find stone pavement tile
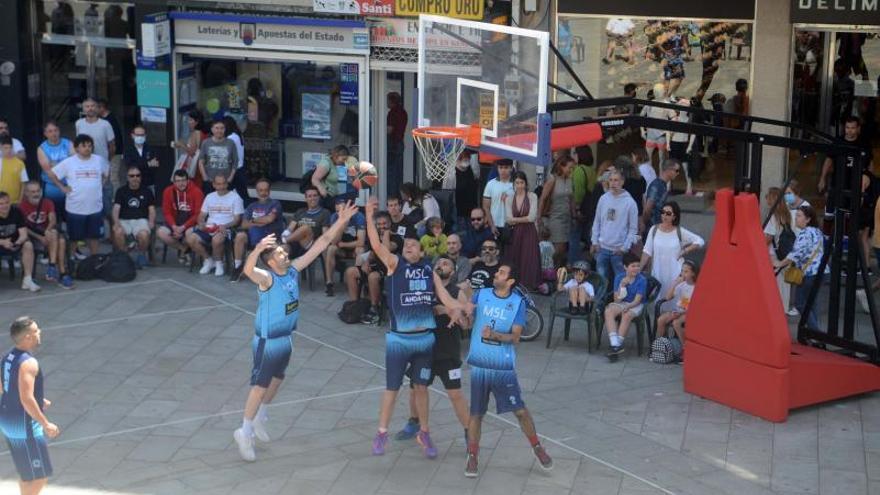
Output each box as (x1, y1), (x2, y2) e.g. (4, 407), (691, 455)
(694, 469), (779, 495)
(280, 479), (335, 495)
(687, 398), (733, 424)
(102, 457), (209, 489)
(724, 434), (772, 487)
(327, 453), (401, 495)
(178, 464), (256, 491)
(819, 468), (868, 495)
(185, 427), (235, 451)
(54, 438), (139, 483)
(868, 451), (880, 481)
(685, 420), (731, 444)
(871, 480), (880, 495)
(771, 457), (820, 494)
(473, 466), (529, 495)
(125, 435), (189, 462)
(125, 478), (193, 495)
(378, 450), (443, 494)
(523, 457), (579, 490)
(289, 459), (350, 482)
(818, 436), (866, 472)
(126, 398), (180, 419)
(730, 410), (774, 437)
(774, 427), (819, 461)
(681, 439), (728, 469)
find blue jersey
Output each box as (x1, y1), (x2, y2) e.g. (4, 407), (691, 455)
(466, 288), (527, 370)
(386, 255), (436, 333)
(0, 349), (45, 440)
(39, 139), (72, 200)
(254, 267), (300, 339)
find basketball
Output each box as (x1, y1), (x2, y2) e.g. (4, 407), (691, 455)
(348, 161), (378, 190)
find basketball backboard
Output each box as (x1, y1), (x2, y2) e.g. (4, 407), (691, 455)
(416, 15), (551, 165)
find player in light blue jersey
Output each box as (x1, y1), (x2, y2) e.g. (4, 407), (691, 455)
(365, 196), (444, 459)
(1, 317), (60, 495)
(232, 201), (359, 462)
(435, 263), (553, 478)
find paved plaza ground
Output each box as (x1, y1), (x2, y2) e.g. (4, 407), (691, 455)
(0, 212), (878, 495)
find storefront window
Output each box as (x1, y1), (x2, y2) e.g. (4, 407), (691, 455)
(35, 0), (134, 39)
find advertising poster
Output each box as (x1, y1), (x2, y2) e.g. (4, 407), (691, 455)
(339, 63), (359, 105)
(302, 93), (331, 140)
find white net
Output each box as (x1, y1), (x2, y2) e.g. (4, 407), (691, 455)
(412, 128), (467, 182)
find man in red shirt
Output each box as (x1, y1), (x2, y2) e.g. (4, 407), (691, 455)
(158, 169), (204, 262)
(18, 181), (72, 288)
(386, 92), (407, 199)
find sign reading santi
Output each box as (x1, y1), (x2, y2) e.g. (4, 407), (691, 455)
(395, 0), (484, 20)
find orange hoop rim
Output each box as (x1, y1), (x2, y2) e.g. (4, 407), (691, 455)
(411, 125), (481, 147)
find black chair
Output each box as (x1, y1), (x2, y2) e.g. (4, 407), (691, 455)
(594, 275), (662, 356)
(546, 272), (607, 350)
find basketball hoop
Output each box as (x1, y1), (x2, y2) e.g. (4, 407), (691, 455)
(412, 125), (481, 182)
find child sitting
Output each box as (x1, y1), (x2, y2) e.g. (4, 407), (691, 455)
(656, 260), (698, 344)
(556, 261), (595, 314)
(604, 253), (648, 360)
(419, 217), (447, 258)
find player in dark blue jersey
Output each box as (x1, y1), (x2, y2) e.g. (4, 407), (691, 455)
(232, 202), (359, 462)
(435, 263), (553, 478)
(1, 317), (59, 495)
(365, 196), (444, 459)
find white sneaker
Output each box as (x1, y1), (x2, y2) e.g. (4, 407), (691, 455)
(785, 308), (800, 317)
(21, 278), (41, 292)
(253, 417), (270, 443)
(856, 289), (870, 314)
(233, 428), (256, 462)
(214, 263), (225, 277)
(199, 258), (215, 275)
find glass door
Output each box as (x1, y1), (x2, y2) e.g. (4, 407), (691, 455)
(833, 33), (879, 149)
(791, 30), (827, 136)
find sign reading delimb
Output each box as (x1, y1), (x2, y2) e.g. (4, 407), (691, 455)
(395, 0), (484, 20)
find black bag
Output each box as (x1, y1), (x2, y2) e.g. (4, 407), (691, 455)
(73, 254), (108, 281)
(774, 225), (796, 260)
(338, 299), (371, 324)
(299, 168), (316, 193)
(99, 252), (137, 283)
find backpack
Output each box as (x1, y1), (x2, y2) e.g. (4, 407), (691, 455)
(338, 299), (371, 324)
(99, 252), (137, 283)
(299, 168), (316, 193)
(73, 254), (109, 281)
(774, 224), (796, 260)
(650, 337), (683, 364)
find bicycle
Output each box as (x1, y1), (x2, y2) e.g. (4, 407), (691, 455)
(514, 284), (545, 342)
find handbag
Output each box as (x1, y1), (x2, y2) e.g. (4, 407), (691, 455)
(784, 243), (820, 286)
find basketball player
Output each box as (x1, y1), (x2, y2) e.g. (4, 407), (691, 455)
(1, 317), (60, 495)
(233, 201), (359, 462)
(365, 196), (439, 458)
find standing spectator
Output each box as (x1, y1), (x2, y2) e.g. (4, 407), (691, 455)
(386, 92), (407, 201)
(604, 18), (635, 64)
(95, 98), (124, 186)
(49, 134), (108, 257)
(775, 205), (823, 330)
(661, 24), (687, 96)
(331, 145), (359, 202)
(640, 84), (677, 164)
(539, 154), (575, 264)
(591, 170), (639, 283)
(0, 117), (26, 160)
(641, 200), (704, 296)
(282, 186), (331, 260)
(482, 159), (514, 242)
(311, 153), (339, 209)
(669, 97), (697, 195)
(419, 217), (447, 258)
(442, 149), (480, 232)
(582, 161), (615, 248)
(570, 146), (596, 263)
(76, 98), (115, 222)
(173, 109), (209, 184)
(617, 154), (647, 219)
(0, 136), (28, 204)
(186, 175), (243, 277)
(324, 196), (366, 296)
(0, 192), (40, 291)
(231, 178), (284, 281)
(764, 188), (794, 313)
(112, 166), (156, 269)
(198, 120), (238, 194)
(785, 179), (811, 233)
(444, 233), (471, 283)
(643, 159), (682, 229)
(604, 253), (648, 359)
(460, 207), (494, 261)
(123, 124), (160, 195)
(223, 116), (249, 204)
(158, 169), (204, 262)
(36, 121), (73, 219)
(726, 79), (750, 130)
(632, 148), (656, 187)
(504, 171), (541, 289)
(19, 182), (72, 288)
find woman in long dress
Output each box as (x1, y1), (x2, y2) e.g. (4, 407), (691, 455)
(641, 200), (704, 296)
(503, 171), (541, 290)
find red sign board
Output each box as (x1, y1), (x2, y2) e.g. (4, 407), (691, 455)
(357, 0), (395, 16)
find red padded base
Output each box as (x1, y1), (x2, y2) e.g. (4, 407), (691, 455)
(789, 343), (880, 409)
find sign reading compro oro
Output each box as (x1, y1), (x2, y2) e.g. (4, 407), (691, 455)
(395, 0), (484, 20)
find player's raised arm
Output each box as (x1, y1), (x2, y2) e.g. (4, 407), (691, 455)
(294, 201), (358, 272)
(365, 196), (399, 274)
(243, 234), (275, 290)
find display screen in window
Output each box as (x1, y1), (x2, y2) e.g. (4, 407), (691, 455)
(556, 17), (752, 105)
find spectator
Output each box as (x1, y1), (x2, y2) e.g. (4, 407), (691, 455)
(158, 169), (204, 263)
(123, 124), (160, 194)
(386, 92), (407, 199)
(655, 260), (698, 346)
(784, 180), (810, 233)
(0, 192), (40, 291)
(539, 227), (556, 284)
(198, 120), (238, 194)
(617, 154), (647, 218)
(18, 181), (72, 288)
(332, 145), (359, 202)
(325, 196), (366, 296)
(173, 109), (209, 184)
(222, 116), (249, 204)
(186, 175), (243, 277)
(641, 200), (704, 296)
(504, 171), (541, 290)
(460, 207), (493, 261)
(482, 159), (514, 241)
(400, 182), (440, 235)
(581, 161), (615, 247)
(0, 136), (28, 204)
(344, 211), (398, 325)
(442, 149), (480, 232)
(604, 253), (648, 359)
(95, 98), (124, 186)
(420, 217), (447, 258)
(386, 195), (416, 240)
(231, 178), (284, 281)
(557, 261), (595, 314)
(774, 205), (823, 330)
(632, 148), (656, 187)
(49, 134), (108, 257)
(604, 18), (635, 64)
(572, 145), (597, 209)
(764, 188), (794, 313)
(640, 83), (677, 164)
(36, 121), (73, 219)
(726, 78), (750, 130)
(283, 186), (331, 262)
(444, 233), (471, 284)
(76, 98), (115, 221)
(591, 170), (639, 283)
(464, 238), (501, 293)
(539, 154), (575, 265)
(112, 166), (156, 269)
(643, 159), (682, 229)
(0, 117), (26, 160)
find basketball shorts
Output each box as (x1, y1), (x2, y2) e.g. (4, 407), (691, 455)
(469, 365), (525, 416)
(2, 428), (52, 482)
(251, 335), (292, 388)
(385, 331), (435, 391)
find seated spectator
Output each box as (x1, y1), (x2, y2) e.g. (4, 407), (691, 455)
(463, 238), (501, 294)
(112, 166), (156, 269)
(186, 175), (243, 276)
(344, 211), (400, 325)
(656, 260), (698, 346)
(386, 194), (416, 239)
(18, 181), (72, 288)
(324, 196), (366, 296)
(420, 217), (447, 258)
(0, 192), (39, 291)
(231, 178), (284, 281)
(460, 207), (494, 261)
(282, 185), (331, 260)
(158, 169), (204, 263)
(556, 261), (595, 314)
(400, 182), (440, 235)
(444, 233), (471, 283)
(604, 253), (647, 360)
(0, 135), (29, 204)
(123, 124), (160, 194)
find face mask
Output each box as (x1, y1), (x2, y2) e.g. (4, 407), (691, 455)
(133, 135), (146, 145)
(784, 192), (796, 205)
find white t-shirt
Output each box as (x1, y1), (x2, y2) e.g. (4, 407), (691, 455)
(201, 191), (244, 226)
(638, 161), (657, 186)
(606, 19), (635, 36)
(228, 132), (245, 170)
(75, 118), (116, 161)
(673, 281), (695, 312)
(11, 138), (24, 155)
(52, 154), (109, 215)
(483, 178), (514, 228)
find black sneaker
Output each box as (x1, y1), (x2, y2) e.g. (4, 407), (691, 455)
(229, 265), (244, 282)
(361, 307), (380, 325)
(605, 345), (624, 361)
(325, 282), (335, 297)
